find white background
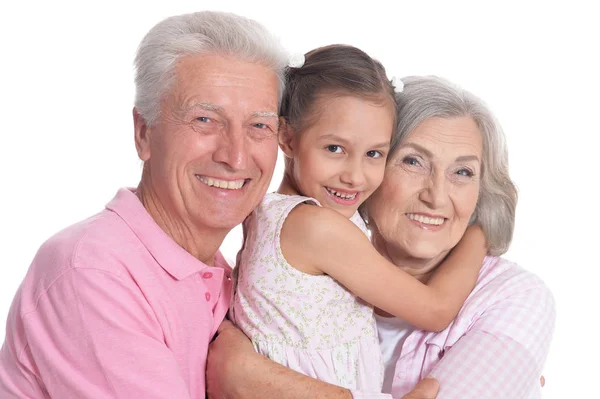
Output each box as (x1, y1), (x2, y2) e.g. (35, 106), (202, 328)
(0, 1), (597, 398)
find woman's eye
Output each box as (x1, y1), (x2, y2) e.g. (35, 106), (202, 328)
(403, 156), (420, 166)
(326, 145), (343, 153)
(366, 150), (384, 159)
(456, 168), (474, 177)
(196, 117), (211, 123)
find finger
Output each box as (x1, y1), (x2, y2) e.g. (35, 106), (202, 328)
(540, 375), (545, 387)
(403, 378), (440, 399)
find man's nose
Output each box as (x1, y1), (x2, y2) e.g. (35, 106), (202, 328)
(213, 125), (248, 171)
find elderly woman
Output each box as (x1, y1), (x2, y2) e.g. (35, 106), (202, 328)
(207, 76), (555, 399)
(368, 75), (555, 398)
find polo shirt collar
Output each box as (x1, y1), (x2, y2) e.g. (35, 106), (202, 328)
(105, 188), (229, 280)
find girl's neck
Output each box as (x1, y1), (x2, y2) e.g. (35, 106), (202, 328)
(277, 170), (301, 196)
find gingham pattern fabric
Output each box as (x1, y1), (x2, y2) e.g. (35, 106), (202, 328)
(353, 256), (555, 399)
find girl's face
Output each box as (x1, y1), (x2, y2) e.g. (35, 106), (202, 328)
(281, 95), (394, 218)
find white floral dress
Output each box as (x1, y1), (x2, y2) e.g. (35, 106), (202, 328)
(231, 193), (383, 391)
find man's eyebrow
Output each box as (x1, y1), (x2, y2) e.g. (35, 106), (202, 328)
(184, 102), (224, 112)
(251, 111), (278, 118)
(184, 103), (277, 119)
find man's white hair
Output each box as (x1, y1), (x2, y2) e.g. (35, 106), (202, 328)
(134, 11), (288, 126)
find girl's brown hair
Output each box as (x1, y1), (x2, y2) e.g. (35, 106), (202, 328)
(280, 44), (397, 133)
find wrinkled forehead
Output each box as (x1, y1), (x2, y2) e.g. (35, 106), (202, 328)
(391, 116), (483, 161)
(164, 53), (280, 114)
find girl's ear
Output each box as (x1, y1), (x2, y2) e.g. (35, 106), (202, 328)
(278, 118), (295, 158)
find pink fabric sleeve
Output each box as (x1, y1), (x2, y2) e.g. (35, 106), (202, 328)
(427, 281), (556, 399)
(19, 268), (192, 398)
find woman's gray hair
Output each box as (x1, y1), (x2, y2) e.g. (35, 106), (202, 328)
(391, 76), (518, 255)
(134, 11), (288, 126)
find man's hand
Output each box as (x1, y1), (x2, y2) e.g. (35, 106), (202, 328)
(402, 378), (439, 399)
(207, 319), (255, 398)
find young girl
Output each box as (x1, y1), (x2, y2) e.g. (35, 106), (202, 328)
(231, 45), (487, 391)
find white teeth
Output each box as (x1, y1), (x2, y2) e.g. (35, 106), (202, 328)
(406, 213), (445, 226)
(196, 175), (245, 190)
(326, 188), (357, 200)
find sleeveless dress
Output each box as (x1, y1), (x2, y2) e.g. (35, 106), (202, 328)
(231, 193), (383, 391)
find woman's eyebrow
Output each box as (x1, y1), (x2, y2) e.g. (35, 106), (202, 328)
(401, 143), (480, 163)
(455, 154), (480, 163)
(400, 142), (433, 157)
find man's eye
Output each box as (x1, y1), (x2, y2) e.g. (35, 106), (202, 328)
(326, 145), (343, 153)
(197, 117), (211, 123)
(253, 123), (268, 129)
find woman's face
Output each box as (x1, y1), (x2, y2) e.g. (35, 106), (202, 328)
(366, 116), (482, 262)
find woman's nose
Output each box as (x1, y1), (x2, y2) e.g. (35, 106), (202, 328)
(419, 172), (449, 208)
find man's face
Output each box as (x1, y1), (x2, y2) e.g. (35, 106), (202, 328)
(136, 54), (280, 234)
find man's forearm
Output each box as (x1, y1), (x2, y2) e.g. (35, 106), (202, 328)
(231, 352), (352, 399)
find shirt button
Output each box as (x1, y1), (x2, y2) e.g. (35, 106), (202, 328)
(202, 272), (213, 279)
(205, 292), (211, 302)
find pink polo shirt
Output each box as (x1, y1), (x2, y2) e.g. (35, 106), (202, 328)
(0, 188), (232, 398)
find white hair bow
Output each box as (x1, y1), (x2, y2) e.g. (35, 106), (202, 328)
(391, 76), (404, 93)
(288, 53), (305, 68)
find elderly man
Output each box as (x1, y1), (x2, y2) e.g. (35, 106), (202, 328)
(0, 11), (437, 399)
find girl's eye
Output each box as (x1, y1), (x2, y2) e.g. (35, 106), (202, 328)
(326, 145), (343, 153)
(366, 150), (384, 159)
(197, 117), (211, 123)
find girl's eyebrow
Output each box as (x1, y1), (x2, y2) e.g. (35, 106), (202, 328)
(320, 134), (389, 149)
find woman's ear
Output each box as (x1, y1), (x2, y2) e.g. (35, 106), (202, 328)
(278, 118), (295, 158)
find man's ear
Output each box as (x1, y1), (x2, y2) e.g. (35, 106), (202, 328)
(278, 118), (295, 158)
(133, 107), (151, 161)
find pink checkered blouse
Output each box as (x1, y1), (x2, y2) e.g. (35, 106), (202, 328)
(352, 256), (555, 399)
